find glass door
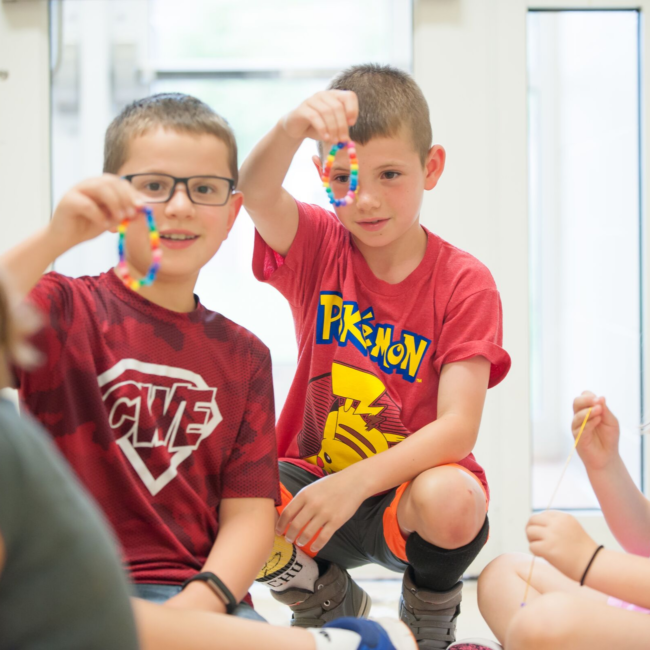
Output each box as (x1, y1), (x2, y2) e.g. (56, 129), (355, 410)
(528, 10), (643, 512)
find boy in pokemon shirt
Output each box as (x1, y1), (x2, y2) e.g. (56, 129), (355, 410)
(240, 65), (510, 649)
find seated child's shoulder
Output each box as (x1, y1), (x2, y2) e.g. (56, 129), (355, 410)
(203, 310), (271, 363)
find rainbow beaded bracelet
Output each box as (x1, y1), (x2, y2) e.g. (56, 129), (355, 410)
(321, 141), (359, 207)
(117, 206), (161, 291)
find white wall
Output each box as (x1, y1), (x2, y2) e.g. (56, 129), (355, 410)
(0, 0), (51, 254)
(414, 0), (530, 566)
(0, 1), (50, 404)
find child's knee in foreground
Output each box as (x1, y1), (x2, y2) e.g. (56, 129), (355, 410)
(405, 467), (485, 548)
(506, 593), (574, 650)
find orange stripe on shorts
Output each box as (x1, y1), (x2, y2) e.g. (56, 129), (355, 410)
(382, 463), (489, 563)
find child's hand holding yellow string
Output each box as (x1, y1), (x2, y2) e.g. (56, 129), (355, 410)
(572, 392), (621, 472)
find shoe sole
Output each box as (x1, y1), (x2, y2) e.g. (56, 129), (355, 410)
(357, 589), (372, 619)
(374, 617), (418, 650)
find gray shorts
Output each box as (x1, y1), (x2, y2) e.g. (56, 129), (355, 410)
(280, 461), (408, 574)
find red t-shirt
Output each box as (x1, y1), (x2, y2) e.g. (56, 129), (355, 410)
(16, 270), (280, 588)
(253, 201), (511, 497)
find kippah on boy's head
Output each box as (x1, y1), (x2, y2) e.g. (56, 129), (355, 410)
(103, 93), (239, 186)
(320, 64), (433, 165)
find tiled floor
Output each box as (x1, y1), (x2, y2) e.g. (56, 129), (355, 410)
(251, 567), (497, 643)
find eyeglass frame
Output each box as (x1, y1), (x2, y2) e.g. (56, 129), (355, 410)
(122, 173), (236, 207)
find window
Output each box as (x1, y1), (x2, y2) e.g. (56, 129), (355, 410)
(528, 10), (642, 509)
(50, 0), (413, 412)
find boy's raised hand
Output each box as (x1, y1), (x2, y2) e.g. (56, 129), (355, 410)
(572, 392), (620, 471)
(50, 174), (143, 250)
(281, 90), (358, 144)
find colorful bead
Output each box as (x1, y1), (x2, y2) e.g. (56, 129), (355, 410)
(116, 206), (161, 292)
(321, 141), (359, 208)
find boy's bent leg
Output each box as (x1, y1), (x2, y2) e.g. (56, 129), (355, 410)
(390, 465), (489, 649)
(258, 462), (371, 627)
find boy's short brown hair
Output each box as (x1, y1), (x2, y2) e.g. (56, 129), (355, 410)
(104, 93), (239, 186)
(321, 64), (432, 164)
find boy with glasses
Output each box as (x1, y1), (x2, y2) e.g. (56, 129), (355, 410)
(2, 92), (418, 650)
(2, 93), (278, 620)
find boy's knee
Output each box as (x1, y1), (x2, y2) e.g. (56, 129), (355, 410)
(507, 593), (573, 650)
(408, 468), (485, 548)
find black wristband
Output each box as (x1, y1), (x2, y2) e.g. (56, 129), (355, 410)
(181, 572), (238, 614)
(580, 545), (604, 586)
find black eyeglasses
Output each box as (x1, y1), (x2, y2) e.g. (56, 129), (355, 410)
(123, 173), (236, 206)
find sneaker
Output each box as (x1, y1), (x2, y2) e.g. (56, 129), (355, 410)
(399, 567), (463, 649)
(271, 562), (371, 628)
(447, 641), (503, 650)
(323, 617), (418, 650)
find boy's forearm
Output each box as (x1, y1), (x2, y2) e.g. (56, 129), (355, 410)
(585, 548), (650, 609)
(1, 227), (67, 297)
(346, 414), (478, 499)
(238, 122), (302, 214)
(201, 498), (276, 605)
(587, 456), (650, 555)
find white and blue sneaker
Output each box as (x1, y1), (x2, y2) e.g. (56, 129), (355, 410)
(323, 617), (418, 650)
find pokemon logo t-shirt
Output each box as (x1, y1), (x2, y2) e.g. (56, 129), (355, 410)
(253, 201), (511, 497)
(15, 270), (280, 587)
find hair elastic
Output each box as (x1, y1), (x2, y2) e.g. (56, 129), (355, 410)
(580, 545), (604, 586)
(117, 206), (161, 291)
(321, 141), (359, 207)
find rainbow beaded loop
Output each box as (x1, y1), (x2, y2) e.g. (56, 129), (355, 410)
(117, 206), (161, 291)
(322, 141), (359, 207)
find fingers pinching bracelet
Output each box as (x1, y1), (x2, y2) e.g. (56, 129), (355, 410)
(321, 141), (359, 207)
(117, 206), (162, 291)
(580, 544), (604, 586)
(182, 571), (238, 614)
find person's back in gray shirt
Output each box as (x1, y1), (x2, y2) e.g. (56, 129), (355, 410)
(0, 397), (139, 649)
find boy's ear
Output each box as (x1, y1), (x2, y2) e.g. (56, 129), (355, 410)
(312, 155), (324, 178)
(424, 145), (446, 191)
(225, 191), (244, 236)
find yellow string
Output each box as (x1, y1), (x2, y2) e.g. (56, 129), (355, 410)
(521, 407), (592, 606)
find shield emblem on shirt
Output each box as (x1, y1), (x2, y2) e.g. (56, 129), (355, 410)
(98, 359), (222, 495)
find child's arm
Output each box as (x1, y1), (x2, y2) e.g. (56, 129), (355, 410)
(238, 90), (358, 256)
(165, 497), (276, 614)
(1, 176), (141, 296)
(527, 510), (650, 609)
(573, 392), (650, 556)
(278, 356), (490, 552)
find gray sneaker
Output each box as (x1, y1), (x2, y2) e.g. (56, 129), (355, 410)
(399, 567), (463, 649)
(271, 562), (371, 628)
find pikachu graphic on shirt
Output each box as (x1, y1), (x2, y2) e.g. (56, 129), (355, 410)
(305, 362), (407, 474)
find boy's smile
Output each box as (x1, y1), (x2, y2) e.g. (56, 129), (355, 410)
(116, 127), (242, 309)
(314, 132), (444, 279)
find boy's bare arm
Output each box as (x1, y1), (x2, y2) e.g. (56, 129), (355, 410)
(165, 497), (276, 613)
(1, 175), (141, 297)
(238, 90), (358, 256)
(277, 357), (491, 552)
